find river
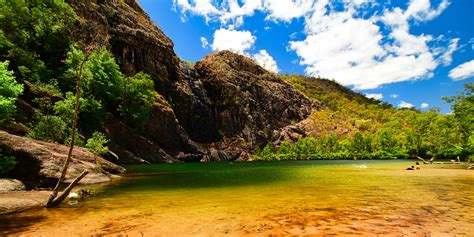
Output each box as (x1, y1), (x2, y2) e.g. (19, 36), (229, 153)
(1, 160), (472, 236)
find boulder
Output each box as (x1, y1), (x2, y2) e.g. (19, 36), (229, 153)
(0, 130), (125, 188)
(0, 179), (26, 192)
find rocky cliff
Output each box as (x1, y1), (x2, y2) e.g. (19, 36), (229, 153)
(62, 0), (313, 163)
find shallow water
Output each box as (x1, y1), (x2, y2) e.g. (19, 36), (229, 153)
(1, 160), (473, 236)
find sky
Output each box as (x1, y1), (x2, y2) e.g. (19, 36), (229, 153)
(138, 0), (473, 113)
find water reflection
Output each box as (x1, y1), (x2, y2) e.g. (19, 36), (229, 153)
(0, 160), (472, 236)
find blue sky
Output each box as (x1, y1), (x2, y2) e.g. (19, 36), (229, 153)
(138, 0), (473, 112)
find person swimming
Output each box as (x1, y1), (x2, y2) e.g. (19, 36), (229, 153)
(416, 162), (420, 170)
(406, 165), (415, 170)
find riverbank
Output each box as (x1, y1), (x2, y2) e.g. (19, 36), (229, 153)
(0, 191), (50, 215)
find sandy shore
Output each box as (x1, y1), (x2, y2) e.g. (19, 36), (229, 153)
(0, 191), (50, 215)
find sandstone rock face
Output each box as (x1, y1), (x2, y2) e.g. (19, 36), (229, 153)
(195, 51), (312, 149)
(0, 131), (125, 188)
(66, 0), (313, 162)
(0, 179), (26, 192)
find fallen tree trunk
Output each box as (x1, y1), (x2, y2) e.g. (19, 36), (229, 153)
(45, 170), (89, 207)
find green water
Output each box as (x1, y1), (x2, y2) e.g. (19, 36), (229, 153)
(1, 160), (473, 236)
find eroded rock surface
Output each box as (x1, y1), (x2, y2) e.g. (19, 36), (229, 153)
(65, 0), (313, 162)
(0, 131), (124, 188)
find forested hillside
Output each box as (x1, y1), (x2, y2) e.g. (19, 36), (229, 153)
(255, 75), (473, 161)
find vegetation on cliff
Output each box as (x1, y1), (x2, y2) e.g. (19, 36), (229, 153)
(0, 1), (158, 154)
(256, 77), (473, 161)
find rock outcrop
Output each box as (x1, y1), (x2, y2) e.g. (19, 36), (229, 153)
(0, 131), (125, 188)
(0, 179), (25, 192)
(194, 51), (313, 159)
(63, 0), (313, 163)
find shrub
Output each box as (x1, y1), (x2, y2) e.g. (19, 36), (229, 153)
(119, 72), (158, 128)
(28, 115), (69, 143)
(85, 132), (109, 156)
(0, 147), (16, 176)
(0, 61), (24, 123)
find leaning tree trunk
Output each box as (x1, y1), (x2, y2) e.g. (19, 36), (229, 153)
(45, 54), (89, 208)
(47, 170), (89, 207)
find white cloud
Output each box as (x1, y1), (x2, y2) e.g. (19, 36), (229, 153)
(200, 36), (209, 48)
(253, 50), (279, 73)
(211, 28), (256, 55)
(289, 0), (449, 89)
(399, 101), (414, 109)
(175, 0), (457, 89)
(420, 103), (429, 108)
(405, 0), (450, 22)
(365, 93), (383, 100)
(440, 38), (459, 66)
(262, 0), (315, 22)
(390, 94), (399, 98)
(174, 0), (315, 26)
(174, 0), (221, 22)
(449, 60), (474, 81)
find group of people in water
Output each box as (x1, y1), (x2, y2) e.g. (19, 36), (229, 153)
(406, 162), (421, 170)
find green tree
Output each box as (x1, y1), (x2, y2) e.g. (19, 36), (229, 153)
(119, 72), (158, 128)
(0, 61), (23, 123)
(443, 83), (474, 137)
(82, 49), (124, 106)
(86, 132), (109, 156)
(0, 0), (76, 83)
(54, 92), (105, 133)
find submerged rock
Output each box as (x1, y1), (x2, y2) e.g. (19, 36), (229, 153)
(0, 130), (125, 188)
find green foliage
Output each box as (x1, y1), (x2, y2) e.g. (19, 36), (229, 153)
(0, 61), (23, 122)
(0, 0), (76, 83)
(86, 132), (109, 156)
(0, 146), (16, 176)
(54, 92), (105, 132)
(119, 72), (158, 128)
(258, 75), (472, 161)
(443, 83), (473, 137)
(28, 115), (69, 143)
(82, 48), (125, 106)
(255, 94), (472, 161)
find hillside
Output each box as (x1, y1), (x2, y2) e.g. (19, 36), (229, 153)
(0, 0), (312, 166)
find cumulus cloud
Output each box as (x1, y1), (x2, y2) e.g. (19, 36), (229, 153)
(200, 36), (209, 48)
(440, 38), (459, 66)
(173, 0), (315, 27)
(390, 94), (399, 98)
(449, 60), (474, 81)
(173, 0), (221, 22)
(399, 101), (414, 109)
(262, 0), (315, 22)
(174, 0), (458, 89)
(253, 50), (280, 73)
(365, 93), (383, 100)
(404, 0), (450, 22)
(211, 28), (256, 54)
(420, 103), (429, 108)
(290, 0), (449, 89)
